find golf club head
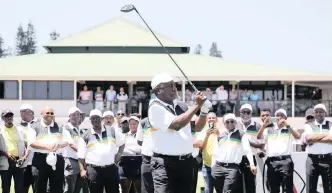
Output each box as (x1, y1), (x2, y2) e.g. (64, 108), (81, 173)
(120, 4), (136, 13)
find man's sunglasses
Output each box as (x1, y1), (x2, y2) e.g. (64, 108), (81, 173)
(225, 120), (235, 124)
(117, 113), (125, 116)
(306, 116), (314, 120)
(46, 112), (54, 115)
(241, 111), (251, 115)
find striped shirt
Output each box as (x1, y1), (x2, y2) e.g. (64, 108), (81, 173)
(77, 126), (125, 166)
(263, 125), (294, 157)
(213, 129), (254, 165)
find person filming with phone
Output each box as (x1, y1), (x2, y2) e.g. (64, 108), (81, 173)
(257, 108), (300, 193)
(195, 112), (220, 193)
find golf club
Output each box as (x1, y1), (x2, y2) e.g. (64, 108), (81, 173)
(120, 4), (198, 92)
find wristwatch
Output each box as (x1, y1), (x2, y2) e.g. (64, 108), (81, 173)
(57, 144), (62, 148)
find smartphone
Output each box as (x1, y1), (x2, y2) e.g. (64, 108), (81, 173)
(270, 117), (279, 123)
(208, 121), (214, 129)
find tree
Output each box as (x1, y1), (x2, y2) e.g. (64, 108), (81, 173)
(15, 22), (37, 55)
(26, 22), (37, 54)
(50, 30), (60, 40)
(0, 35), (11, 58)
(209, 42), (222, 58)
(0, 35), (5, 58)
(194, 44), (203, 54)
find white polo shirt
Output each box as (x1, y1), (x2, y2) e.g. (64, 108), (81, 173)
(122, 131), (141, 156)
(238, 120), (259, 154)
(77, 126), (125, 166)
(192, 130), (199, 158)
(262, 125), (294, 157)
(27, 121), (73, 154)
(136, 123), (153, 156)
(148, 98), (193, 156)
(17, 118), (38, 165)
(213, 129), (254, 165)
(302, 119), (332, 155)
(62, 123), (84, 159)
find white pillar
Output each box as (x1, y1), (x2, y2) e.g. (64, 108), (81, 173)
(292, 81), (295, 117)
(284, 84), (287, 100)
(18, 79), (22, 100)
(74, 80), (77, 105)
(139, 102), (142, 115)
(182, 79), (186, 102)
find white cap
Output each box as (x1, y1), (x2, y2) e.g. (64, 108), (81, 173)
(46, 152), (57, 170)
(129, 116), (140, 122)
(151, 73), (174, 89)
(224, 113), (236, 121)
(240, 104), (252, 112)
(68, 107), (81, 116)
(89, 109), (102, 117)
(20, 104), (33, 111)
(314, 104), (327, 113)
(275, 109), (287, 117)
(103, 111), (114, 118)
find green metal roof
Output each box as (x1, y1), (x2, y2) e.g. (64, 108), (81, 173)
(44, 17), (185, 48)
(0, 53), (330, 81)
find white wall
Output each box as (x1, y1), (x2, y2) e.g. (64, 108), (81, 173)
(0, 100), (76, 117)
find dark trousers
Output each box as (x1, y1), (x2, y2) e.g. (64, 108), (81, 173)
(31, 152), (65, 193)
(192, 157), (200, 193)
(211, 162), (241, 193)
(0, 158), (24, 193)
(86, 164), (119, 193)
(266, 156), (293, 193)
(306, 154), (332, 193)
(23, 165), (34, 193)
(151, 154), (194, 193)
(141, 155), (154, 193)
(239, 155), (257, 193)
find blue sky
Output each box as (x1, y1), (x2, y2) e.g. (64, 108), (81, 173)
(1, 0), (331, 72)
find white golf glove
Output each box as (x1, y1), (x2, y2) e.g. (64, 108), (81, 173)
(201, 100), (212, 114)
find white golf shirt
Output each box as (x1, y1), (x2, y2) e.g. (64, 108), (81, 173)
(262, 125), (294, 157)
(302, 119), (332, 155)
(122, 131), (141, 156)
(62, 123), (84, 159)
(77, 126), (125, 166)
(148, 98), (193, 156)
(136, 123), (153, 157)
(213, 129), (254, 166)
(238, 120), (260, 154)
(27, 121), (72, 154)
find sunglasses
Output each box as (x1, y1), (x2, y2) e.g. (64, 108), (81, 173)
(306, 116), (314, 120)
(46, 112), (54, 115)
(225, 120), (235, 124)
(241, 111), (251, 115)
(117, 113), (125, 116)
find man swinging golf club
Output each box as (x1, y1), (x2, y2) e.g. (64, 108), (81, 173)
(147, 73), (211, 193)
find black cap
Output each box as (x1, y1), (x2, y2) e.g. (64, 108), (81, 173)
(1, 109), (14, 117)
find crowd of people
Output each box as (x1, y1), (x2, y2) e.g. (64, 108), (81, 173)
(0, 73), (331, 193)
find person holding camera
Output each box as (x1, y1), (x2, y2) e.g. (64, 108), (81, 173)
(195, 112), (219, 193)
(0, 109), (26, 193)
